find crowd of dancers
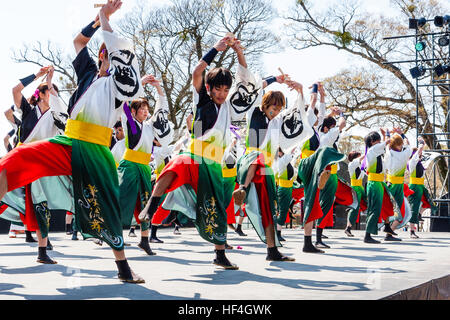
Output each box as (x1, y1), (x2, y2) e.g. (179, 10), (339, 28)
(0, 1), (438, 283)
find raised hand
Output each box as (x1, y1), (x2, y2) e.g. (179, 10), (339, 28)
(214, 36), (232, 52)
(276, 74), (289, 84)
(142, 75), (160, 87)
(36, 66), (51, 79)
(100, 0), (123, 18)
(285, 80), (303, 93)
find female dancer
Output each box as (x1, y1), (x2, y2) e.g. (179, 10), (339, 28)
(118, 75), (173, 256)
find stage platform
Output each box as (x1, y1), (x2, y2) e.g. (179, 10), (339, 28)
(0, 227), (448, 300)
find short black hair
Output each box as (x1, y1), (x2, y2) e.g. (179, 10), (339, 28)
(114, 121), (122, 129)
(206, 67), (233, 89)
(364, 131), (381, 148)
(348, 151), (362, 162)
(321, 116), (337, 132)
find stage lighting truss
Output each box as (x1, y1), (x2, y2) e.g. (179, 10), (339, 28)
(410, 65), (426, 79)
(437, 35), (449, 47)
(434, 64), (450, 77)
(383, 15), (450, 222)
(434, 15), (450, 28)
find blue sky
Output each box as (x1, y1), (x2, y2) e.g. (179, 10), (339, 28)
(0, 0), (398, 156)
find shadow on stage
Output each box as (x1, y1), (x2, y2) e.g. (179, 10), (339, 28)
(163, 269), (371, 291)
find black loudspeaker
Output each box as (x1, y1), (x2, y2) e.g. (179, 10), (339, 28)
(430, 194), (450, 232)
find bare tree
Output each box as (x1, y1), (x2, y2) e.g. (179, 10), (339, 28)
(285, 0), (450, 188)
(118, 0), (279, 139)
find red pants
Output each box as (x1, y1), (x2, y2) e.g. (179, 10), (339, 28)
(0, 141), (72, 231)
(0, 141), (72, 192)
(150, 155), (200, 225)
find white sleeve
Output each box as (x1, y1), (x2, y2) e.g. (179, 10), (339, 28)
(150, 94), (173, 147)
(274, 93), (314, 155)
(384, 149), (392, 173)
(348, 159), (359, 176)
(408, 150), (420, 173)
(306, 107), (317, 127)
(273, 154), (293, 175)
(317, 102), (326, 128)
(228, 64), (263, 122)
(320, 127), (340, 148)
(103, 30), (144, 102)
(49, 94), (68, 115)
(367, 141), (387, 159)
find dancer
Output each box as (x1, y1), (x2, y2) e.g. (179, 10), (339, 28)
(407, 137), (437, 238)
(295, 83), (346, 254)
(233, 76), (315, 261)
(139, 34), (261, 270)
(362, 130), (398, 243)
(6, 65), (71, 262)
(345, 151), (367, 237)
(384, 129), (413, 240)
(273, 148), (296, 242)
(315, 108), (357, 248)
(0, 0), (144, 283)
(118, 75), (173, 255)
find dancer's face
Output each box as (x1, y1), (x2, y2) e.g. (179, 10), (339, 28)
(323, 124), (336, 134)
(133, 105), (149, 123)
(207, 85), (230, 106)
(264, 105), (281, 120)
(392, 143), (404, 152)
(115, 127), (124, 140)
(39, 89), (51, 106)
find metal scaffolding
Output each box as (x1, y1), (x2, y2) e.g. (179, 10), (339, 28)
(384, 17), (450, 227)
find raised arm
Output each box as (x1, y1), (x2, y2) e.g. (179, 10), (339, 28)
(12, 67), (49, 109)
(143, 76), (173, 147)
(73, 0), (122, 55)
(4, 107), (15, 125)
(192, 36), (231, 94)
(262, 75), (288, 90)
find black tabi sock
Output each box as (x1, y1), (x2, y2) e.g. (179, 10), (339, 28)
(150, 225), (158, 239)
(304, 235), (313, 247)
(215, 249), (226, 260)
(25, 231), (34, 240)
(267, 247), (280, 255)
(38, 247), (47, 259)
(115, 260), (132, 279)
(316, 227), (323, 242)
(140, 236), (149, 245)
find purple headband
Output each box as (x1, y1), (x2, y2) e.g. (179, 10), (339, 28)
(123, 102), (138, 135)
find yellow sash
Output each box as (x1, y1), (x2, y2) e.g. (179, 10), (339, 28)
(387, 175), (404, 185)
(301, 149), (315, 159)
(330, 164), (338, 175)
(277, 179), (294, 188)
(189, 139), (225, 164)
(123, 149), (152, 166)
(351, 179), (363, 187)
(223, 167), (237, 178)
(410, 177), (425, 185)
(65, 119), (113, 147)
(368, 172), (385, 182)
